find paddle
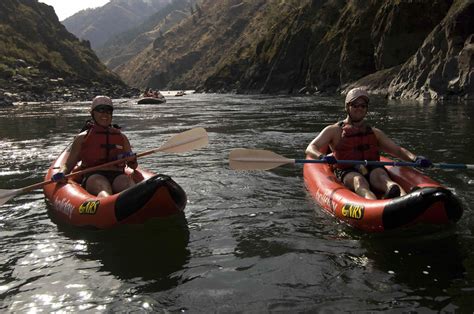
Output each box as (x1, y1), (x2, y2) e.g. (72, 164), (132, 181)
(229, 148), (474, 171)
(0, 127), (208, 206)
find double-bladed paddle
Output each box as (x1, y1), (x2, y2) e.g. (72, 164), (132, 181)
(229, 148), (474, 171)
(0, 127), (208, 206)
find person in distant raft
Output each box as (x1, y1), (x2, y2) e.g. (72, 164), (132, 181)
(52, 96), (138, 197)
(305, 88), (432, 200)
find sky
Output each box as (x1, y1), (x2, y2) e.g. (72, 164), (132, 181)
(39, 0), (110, 20)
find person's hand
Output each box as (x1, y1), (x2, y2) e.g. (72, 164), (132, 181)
(117, 152), (136, 160)
(414, 156), (432, 168)
(117, 152), (138, 169)
(319, 154), (337, 164)
(51, 172), (67, 183)
(127, 157), (138, 170)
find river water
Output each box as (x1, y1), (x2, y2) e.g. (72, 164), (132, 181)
(0, 93), (473, 312)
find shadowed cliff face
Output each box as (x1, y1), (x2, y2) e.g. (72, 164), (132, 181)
(387, 1), (474, 100)
(112, 0), (472, 100)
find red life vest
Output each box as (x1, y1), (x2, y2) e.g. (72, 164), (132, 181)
(333, 121), (379, 169)
(79, 124), (126, 169)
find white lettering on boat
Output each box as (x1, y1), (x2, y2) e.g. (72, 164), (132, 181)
(315, 190), (338, 213)
(53, 197), (75, 219)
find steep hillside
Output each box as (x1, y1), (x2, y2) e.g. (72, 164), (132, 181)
(117, 0), (289, 90)
(97, 0), (196, 70)
(115, 0), (472, 100)
(0, 0), (133, 103)
(63, 0), (173, 49)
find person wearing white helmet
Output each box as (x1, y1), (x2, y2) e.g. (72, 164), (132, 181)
(305, 87), (432, 199)
(51, 96), (138, 197)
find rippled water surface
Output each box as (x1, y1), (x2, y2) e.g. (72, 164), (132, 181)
(1, 94), (473, 312)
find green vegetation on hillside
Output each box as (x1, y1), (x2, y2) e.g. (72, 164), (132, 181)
(0, 0), (120, 83)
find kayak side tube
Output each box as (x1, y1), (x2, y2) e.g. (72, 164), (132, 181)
(382, 187), (463, 230)
(115, 174), (187, 223)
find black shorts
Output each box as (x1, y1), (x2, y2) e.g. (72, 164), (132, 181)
(82, 170), (124, 187)
(334, 165), (386, 182)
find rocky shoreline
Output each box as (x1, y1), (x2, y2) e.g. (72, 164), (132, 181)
(0, 77), (140, 107)
(0, 58), (140, 107)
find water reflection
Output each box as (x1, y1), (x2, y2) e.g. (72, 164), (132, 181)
(360, 230), (468, 311)
(54, 213), (190, 292)
(1, 95), (474, 312)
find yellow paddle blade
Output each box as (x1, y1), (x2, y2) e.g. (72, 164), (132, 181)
(229, 148), (294, 170)
(0, 128), (209, 207)
(155, 127), (209, 153)
(0, 188), (21, 206)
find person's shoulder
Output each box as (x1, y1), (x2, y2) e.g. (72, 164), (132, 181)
(69, 131), (86, 148)
(120, 131), (131, 141)
(371, 126), (383, 134)
(318, 123), (341, 139)
(75, 131), (87, 141)
(325, 122), (343, 131)
(371, 127), (389, 140)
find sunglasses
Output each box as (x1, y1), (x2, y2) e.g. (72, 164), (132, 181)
(349, 103), (368, 109)
(94, 106), (113, 114)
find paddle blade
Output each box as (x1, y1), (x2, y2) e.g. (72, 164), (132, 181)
(0, 189), (20, 206)
(229, 148), (294, 170)
(157, 127), (209, 153)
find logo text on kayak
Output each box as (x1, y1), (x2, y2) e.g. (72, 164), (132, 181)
(79, 200), (100, 215)
(341, 203), (364, 220)
(54, 197), (74, 218)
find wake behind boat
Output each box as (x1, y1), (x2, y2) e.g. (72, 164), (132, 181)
(303, 156), (463, 232)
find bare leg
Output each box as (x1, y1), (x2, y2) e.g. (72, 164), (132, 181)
(85, 174), (113, 198)
(112, 174), (135, 193)
(369, 168), (406, 196)
(343, 172), (377, 200)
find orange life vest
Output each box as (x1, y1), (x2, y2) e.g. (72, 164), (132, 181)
(79, 124), (126, 169)
(333, 121), (379, 169)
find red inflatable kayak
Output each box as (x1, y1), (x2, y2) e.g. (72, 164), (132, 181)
(43, 149), (186, 229)
(303, 156), (463, 232)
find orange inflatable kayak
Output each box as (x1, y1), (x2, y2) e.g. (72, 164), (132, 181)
(43, 149), (186, 229)
(303, 156), (463, 232)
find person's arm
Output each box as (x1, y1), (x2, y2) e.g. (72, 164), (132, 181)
(305, 125), (337, 159)
(122, 135), (138, 169)
(373, 128), (416, 161)
(51, 134), (84, 182)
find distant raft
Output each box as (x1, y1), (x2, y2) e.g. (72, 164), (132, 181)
(43, 148), (186, 229)
(137, 97), (166, 104)
(304, 156), (463, 232)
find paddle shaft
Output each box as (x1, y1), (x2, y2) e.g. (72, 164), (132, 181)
(293, 159), (473, 169)
(229, 148), (474, 170)
(4, 149), (158, 199)
(33, 130), (208, 189)
(0, 127), (208, 206)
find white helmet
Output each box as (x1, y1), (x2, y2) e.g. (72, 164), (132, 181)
(91, 95), (113, 110)
(345, 88), (369, 105)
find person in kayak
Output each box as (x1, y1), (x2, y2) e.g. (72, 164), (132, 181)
(305, 87), (432, 199)
(51, 95), (138, 198)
